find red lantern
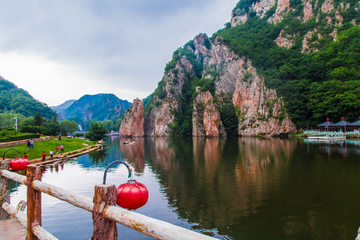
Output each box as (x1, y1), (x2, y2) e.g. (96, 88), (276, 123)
(116, 179), (149, 210)
(326, 118), (330, 121)
(341, 117), (344, 120)
(10, 158), (29, 171)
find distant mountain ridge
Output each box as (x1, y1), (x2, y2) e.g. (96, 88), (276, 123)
(50, 99), (76, 118)
(0, 76), (55, 119)
(56, 93), (132, 122)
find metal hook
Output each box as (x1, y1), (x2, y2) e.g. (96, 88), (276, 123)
(2, 148), (20, 160)
(103, 160), (132, 185)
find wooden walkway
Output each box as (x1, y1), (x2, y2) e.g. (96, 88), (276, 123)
(28, 144), (102, 167)
(0, 218), (27, 240)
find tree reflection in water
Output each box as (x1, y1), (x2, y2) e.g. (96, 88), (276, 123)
(89, 148), (107, 165)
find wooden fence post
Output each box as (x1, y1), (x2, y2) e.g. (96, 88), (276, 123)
(27, 165), (42, 240)
(0, 160), (10, 220)
(91, 184), (118, 240)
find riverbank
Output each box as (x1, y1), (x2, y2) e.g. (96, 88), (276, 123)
(0, 137), (97, 160)
(29, 144), (102, 166)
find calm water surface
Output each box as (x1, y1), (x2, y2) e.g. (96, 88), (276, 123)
(9, 137), (360, 239)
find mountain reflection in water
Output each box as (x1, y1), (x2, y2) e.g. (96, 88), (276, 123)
(9, 137), (360, 240)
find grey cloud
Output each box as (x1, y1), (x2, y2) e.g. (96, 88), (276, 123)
(0, 0), (239, 104)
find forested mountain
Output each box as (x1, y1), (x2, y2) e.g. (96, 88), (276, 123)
(215, 0), (360, 128)
(61, 93), (132, 122)
(135, 0), (359, 136)
(0, 77), (56, 119)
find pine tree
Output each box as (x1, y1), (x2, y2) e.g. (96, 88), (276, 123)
(33, 111), (44, 126)
(52, 114), (58, 123)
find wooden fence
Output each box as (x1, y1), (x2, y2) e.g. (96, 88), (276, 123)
(0, 163), (216, 240)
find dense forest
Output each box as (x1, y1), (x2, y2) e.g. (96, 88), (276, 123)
(0, 77), (56, 119)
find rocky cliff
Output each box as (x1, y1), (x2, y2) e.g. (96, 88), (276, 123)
(192, 90), (227, 137)
(232, 59), (296, 136)
(142, 32), (296, 136)
(129, 0), (359, 136)
(119, 98), (144, 137)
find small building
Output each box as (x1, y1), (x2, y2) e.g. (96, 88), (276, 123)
(351, 117), (360, 130)
(317, 118), (334, 131)
(333, 117), (352, 132)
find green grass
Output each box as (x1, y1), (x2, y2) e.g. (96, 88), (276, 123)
(0, 137), (96, 160)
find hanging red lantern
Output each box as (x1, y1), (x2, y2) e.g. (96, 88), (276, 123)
(10, 158), (29, 171)
(116, 179), (149, 210)
(341, 117), (344, 120)
(103, 160), (149, 211)
(326, 118), (330, 121)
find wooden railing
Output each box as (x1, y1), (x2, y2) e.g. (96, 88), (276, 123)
(0, 164), (217, 240)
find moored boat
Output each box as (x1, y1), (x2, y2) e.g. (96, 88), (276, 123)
(308, 133), (346, 140)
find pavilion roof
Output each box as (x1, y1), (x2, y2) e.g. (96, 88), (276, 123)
(317, 121), (334, 127)
(351, 120), (360, 126)
(333, 120), (352, 126)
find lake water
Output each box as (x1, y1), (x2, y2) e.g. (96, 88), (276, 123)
(9, 137), (360, 240)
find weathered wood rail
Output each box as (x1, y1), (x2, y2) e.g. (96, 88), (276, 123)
(0, 163), (217, 240)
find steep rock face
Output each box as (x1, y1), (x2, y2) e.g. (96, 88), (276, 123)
(303, 0), (314, 22)
(142, 32), (296, 137)
(192, 91), (226, 137)
(231, 0), (276, 26)
(232, 60), (296, 136)
(144, 101), (177, 137)
(268, 0), (293, 23)
(200, 36), (240, 98)
(196, 35), (296, 136)
(119, 98), (144, 137)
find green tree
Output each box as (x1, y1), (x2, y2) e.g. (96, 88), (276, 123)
(115, 119), (122, 131)
(59, 120), (78, 135)
(33, 111), (44, 126)
(102, 120), (114, 132)
(0, 112), (26, 129)
(52, 114), (59, 123)
(43, 122), (61, 135)
(85, 121), (107, 141)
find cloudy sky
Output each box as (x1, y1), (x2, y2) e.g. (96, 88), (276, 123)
(0, 0), (239, 106)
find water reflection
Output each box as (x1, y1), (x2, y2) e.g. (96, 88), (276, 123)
(144, 137), (175, 171)
(8, 137), (360, 240)
(120, 137), (145, 174)
(143, 137), (360, 239)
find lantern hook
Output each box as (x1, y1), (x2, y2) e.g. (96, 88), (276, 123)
(3, 148), (20, 160)
(103, 160), (132, 185)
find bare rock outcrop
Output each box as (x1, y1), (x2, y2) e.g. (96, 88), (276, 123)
(232, 60), (296, 136)
(274, 30), (295, 48)
(303, 0), (314, 22)
(144, 101), (177, 137)
(268, 0), (293, 23)
(231, 0), (276, 26)
(192, 91), (226, 137)
(194, 35), (296, 136)
(119, 98), (144, 137)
